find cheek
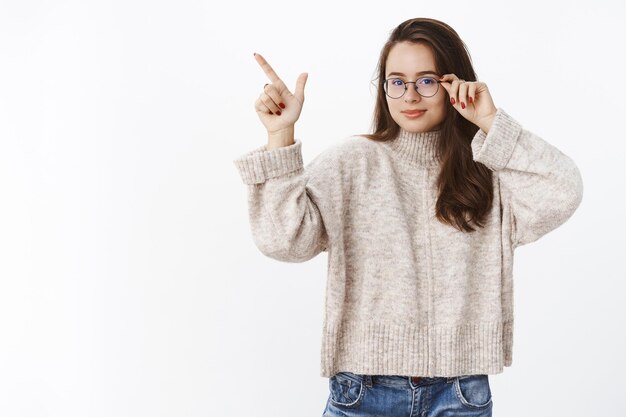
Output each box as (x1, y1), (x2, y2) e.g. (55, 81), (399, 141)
(386, 98), (399, 113)
(438, 90), (449, 107)
(432, 95), (447, 113)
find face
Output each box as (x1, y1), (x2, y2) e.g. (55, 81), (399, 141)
(384, 41), (448, 132)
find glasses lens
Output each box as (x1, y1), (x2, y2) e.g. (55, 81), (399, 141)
(417, 77), (438, 97)
(385, 79), (405, 98)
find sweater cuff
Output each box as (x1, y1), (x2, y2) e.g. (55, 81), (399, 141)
(232, 139), (304, 184)
(471, 107), (523, 171)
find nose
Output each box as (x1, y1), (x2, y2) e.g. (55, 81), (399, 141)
(404, 83), (422, 102)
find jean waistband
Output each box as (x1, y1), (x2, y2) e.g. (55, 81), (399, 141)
(335, 371), (455, 388)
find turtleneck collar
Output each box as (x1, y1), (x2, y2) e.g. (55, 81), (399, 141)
(384, 127), (443, 167)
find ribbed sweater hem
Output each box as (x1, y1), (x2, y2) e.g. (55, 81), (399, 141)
(320, 319), (513, 378)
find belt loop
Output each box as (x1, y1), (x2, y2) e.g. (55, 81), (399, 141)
(363, 374), (373, 387)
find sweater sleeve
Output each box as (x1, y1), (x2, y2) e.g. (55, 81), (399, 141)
(232, 139), (336, 262)
(470, 107), (584, 249)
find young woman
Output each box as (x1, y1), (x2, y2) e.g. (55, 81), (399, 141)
(234, 17), (583, 417)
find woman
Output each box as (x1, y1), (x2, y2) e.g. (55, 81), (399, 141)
(233, 17), (583, 417)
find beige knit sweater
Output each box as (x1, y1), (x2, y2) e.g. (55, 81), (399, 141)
(233, 107), (583, 378)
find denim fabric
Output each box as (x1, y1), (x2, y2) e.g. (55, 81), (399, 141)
(322, 371), (492, 417)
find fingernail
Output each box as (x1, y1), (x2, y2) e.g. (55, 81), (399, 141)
(450, 98), (455, 105)
(279, 103), (285, 109)
(461, 102), (465, 109)
(253, 52), (256, 56)
(276, 110), (281, 115)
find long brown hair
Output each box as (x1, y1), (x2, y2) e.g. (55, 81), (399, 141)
(360, 17), (493, 233)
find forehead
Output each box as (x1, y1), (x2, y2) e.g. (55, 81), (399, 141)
(386, 42), (436, 75)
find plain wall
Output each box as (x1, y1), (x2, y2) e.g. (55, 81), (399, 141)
(1, 0), (624, 416)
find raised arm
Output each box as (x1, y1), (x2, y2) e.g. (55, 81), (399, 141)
(233, 52), (336, 262)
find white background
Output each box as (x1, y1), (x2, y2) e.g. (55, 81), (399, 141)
(1, 0), (624, 416)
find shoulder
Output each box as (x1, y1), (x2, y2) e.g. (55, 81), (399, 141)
(305, 135), (379, 178)
(316, 134), (380, 161)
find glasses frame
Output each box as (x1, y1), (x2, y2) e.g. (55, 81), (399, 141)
(381, 76), (442, 99)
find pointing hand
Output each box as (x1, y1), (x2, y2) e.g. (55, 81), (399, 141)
(253, 52), (308, 134)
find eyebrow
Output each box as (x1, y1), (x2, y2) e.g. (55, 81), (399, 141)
(386, 70), (438, 78)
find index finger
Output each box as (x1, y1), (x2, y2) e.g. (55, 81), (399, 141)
(254, 53), (283, 84)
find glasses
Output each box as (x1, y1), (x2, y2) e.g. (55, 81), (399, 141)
(382, 76), (441, 99)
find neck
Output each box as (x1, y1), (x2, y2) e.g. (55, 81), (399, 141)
(385, 127), (442, 166)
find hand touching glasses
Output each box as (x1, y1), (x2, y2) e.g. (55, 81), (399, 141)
(438, 73), (498, 134)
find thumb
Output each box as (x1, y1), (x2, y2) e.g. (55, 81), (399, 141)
(294, 72), (308, 102)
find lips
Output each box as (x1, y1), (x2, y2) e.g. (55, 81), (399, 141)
(402, 110), (426, 115)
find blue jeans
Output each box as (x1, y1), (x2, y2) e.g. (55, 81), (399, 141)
(322, 372), (493, 417)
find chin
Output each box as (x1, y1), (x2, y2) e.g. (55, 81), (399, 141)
(400, 120), (435, 132)
(398, 115), (443, 132)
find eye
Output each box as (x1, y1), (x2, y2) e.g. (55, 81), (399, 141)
(419, 77), (434, 85)
(391, 79), (404, 86)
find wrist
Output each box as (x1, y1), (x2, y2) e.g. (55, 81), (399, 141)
(267, 126), (295, 150)
(478, 109), (497, 134)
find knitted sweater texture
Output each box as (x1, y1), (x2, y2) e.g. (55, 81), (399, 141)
(233, 107), (583, 378)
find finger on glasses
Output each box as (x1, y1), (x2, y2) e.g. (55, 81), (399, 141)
(439, 73), (460, 83)
(439, 73), (452, 81)
(262, 84), (285, 112)
(254, 53), (287, 91)
(439, 74), (459, 104)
